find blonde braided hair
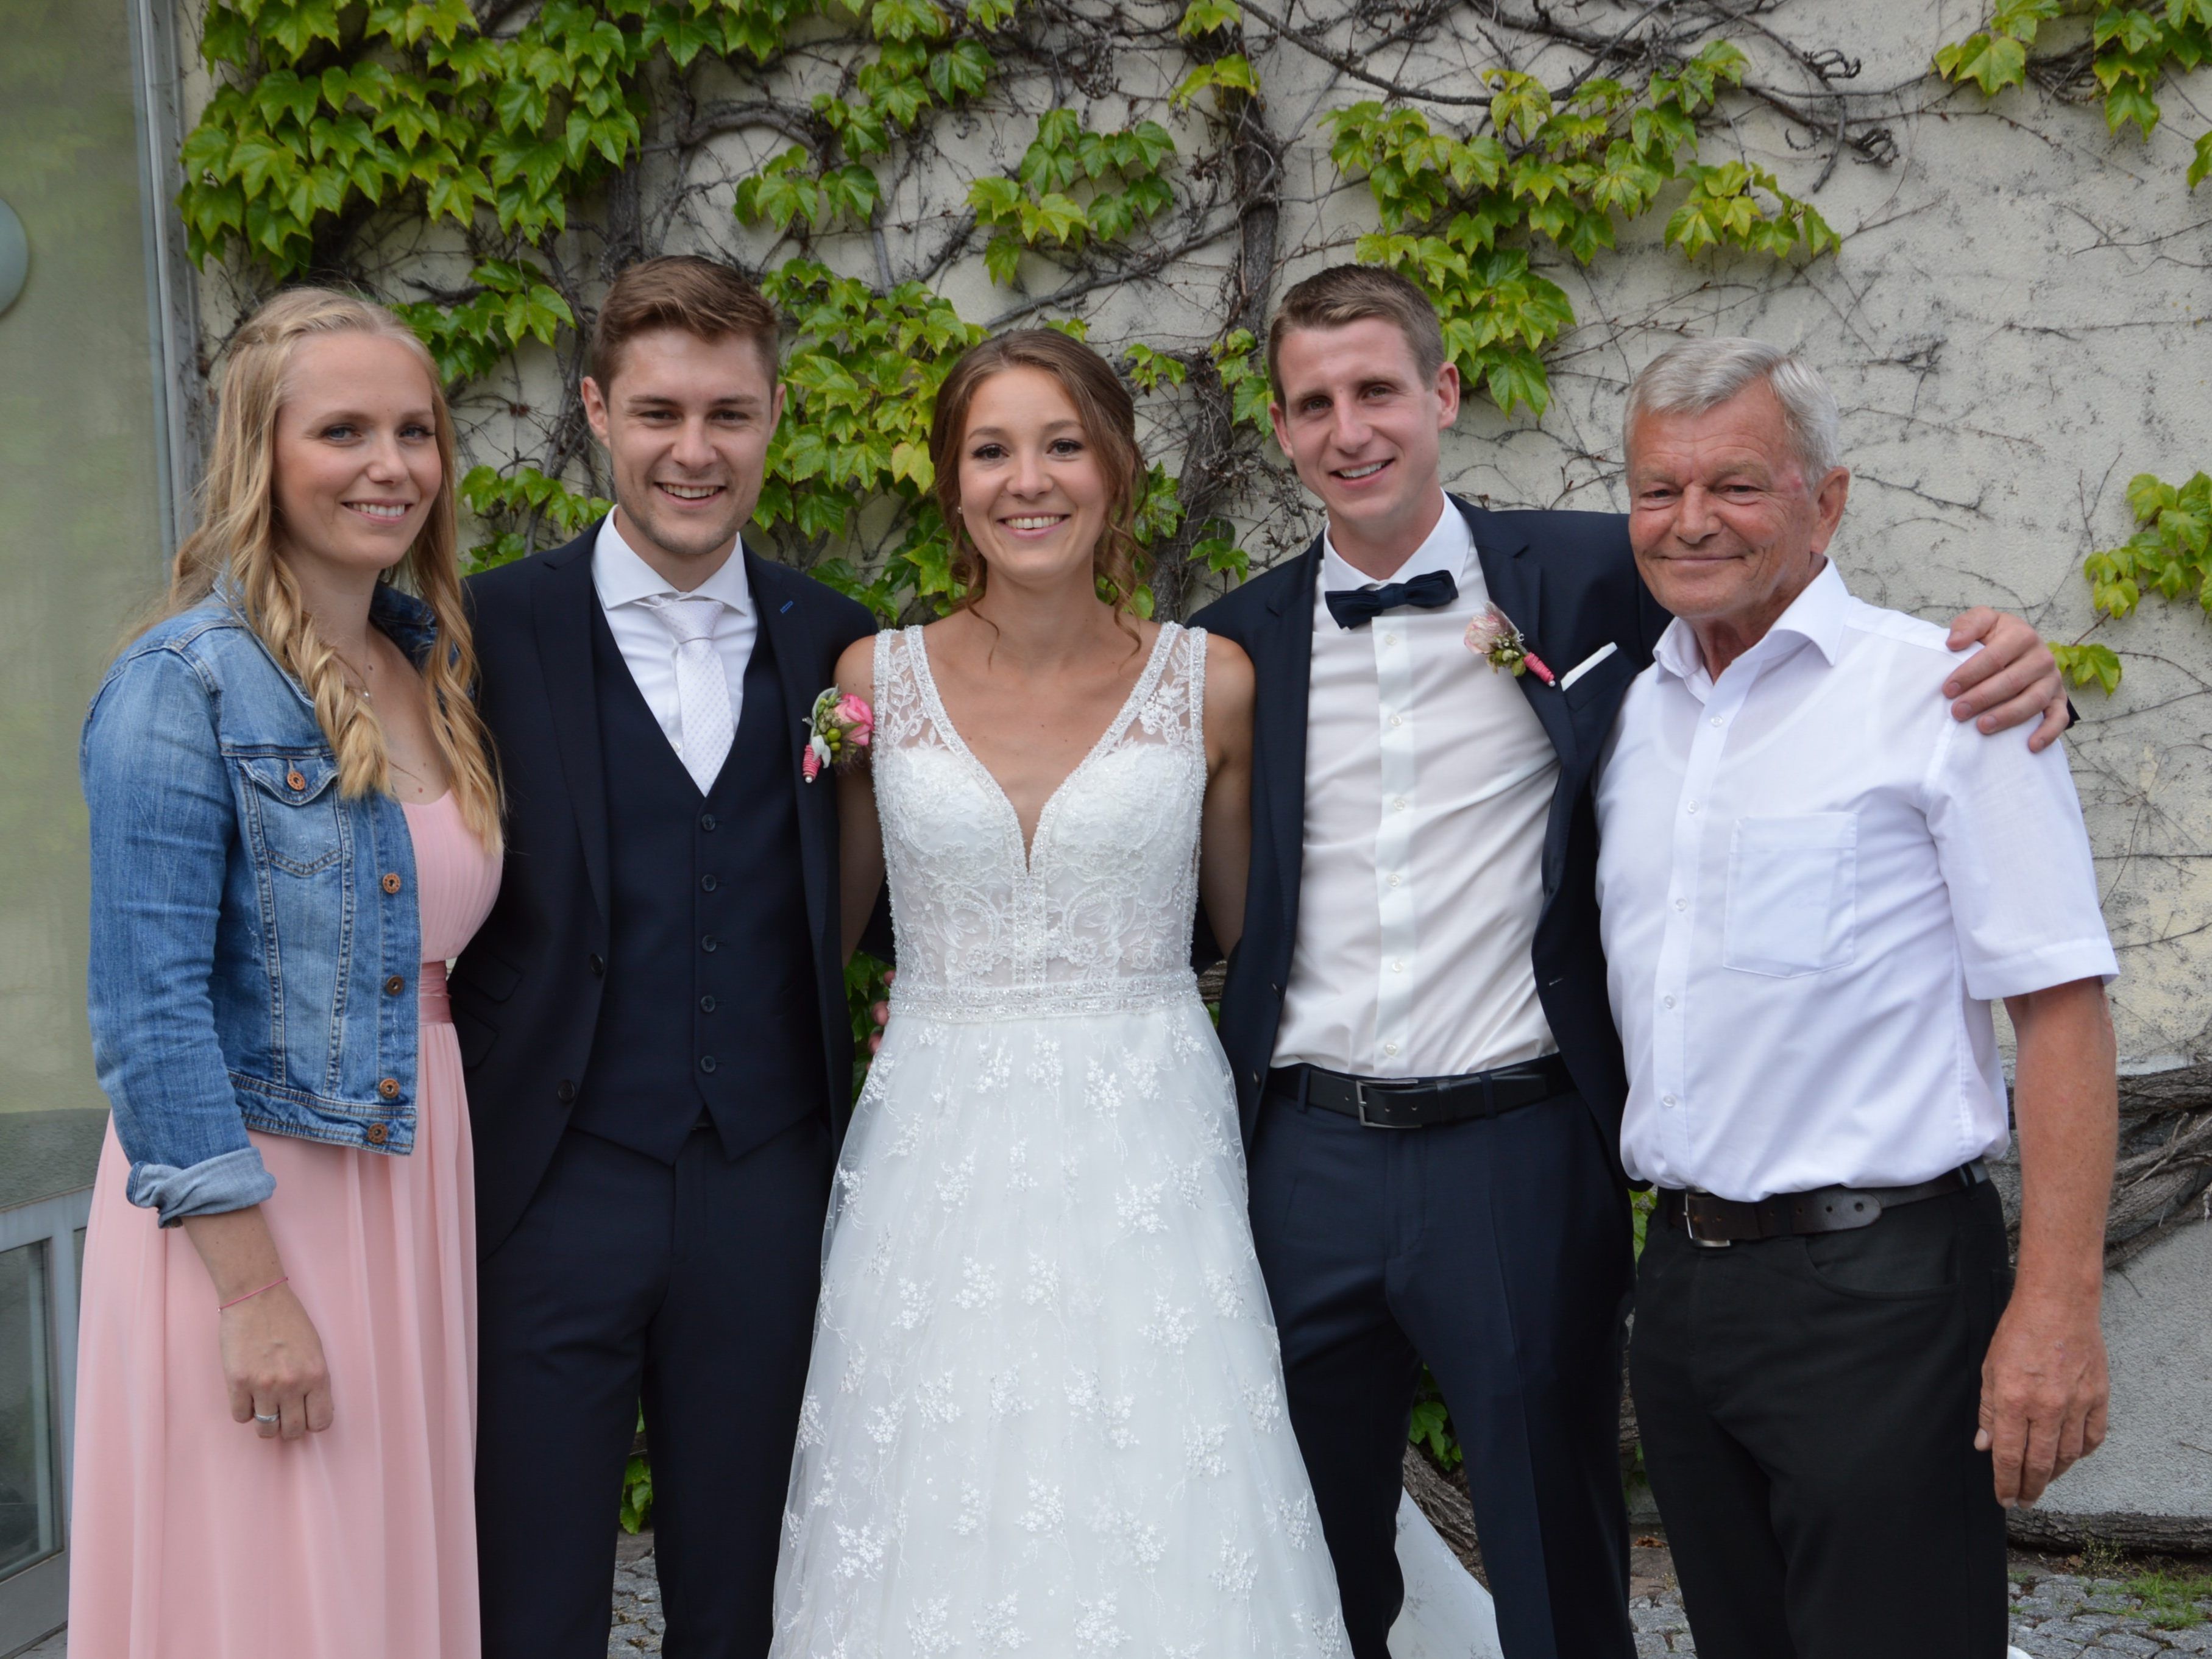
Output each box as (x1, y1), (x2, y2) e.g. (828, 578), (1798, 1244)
(162, 288), (502, 852)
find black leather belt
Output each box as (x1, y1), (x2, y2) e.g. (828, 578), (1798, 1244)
(1659, 1161), (1988, 1246)
(1267, 1054), (1573, 1129)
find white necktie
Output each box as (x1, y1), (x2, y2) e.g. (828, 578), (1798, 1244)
(641, 593), (736, 793)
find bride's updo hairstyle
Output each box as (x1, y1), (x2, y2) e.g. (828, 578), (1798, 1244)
(929, 329), (1148, 617)
(160, 288), (503, 852)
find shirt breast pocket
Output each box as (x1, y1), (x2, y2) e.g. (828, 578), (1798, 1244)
(238, 754), (346, 877)
(1723, 813), (1856, 978)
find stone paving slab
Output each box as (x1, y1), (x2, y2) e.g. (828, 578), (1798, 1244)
(22, 1538), (2200, 1656)
(604, 1540), (2212, 1658)
(2008, 1566), (2212, 1658)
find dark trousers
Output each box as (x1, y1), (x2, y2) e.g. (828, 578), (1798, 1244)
(1249, 1088), (1635, 1659)
(475, 1115), (833, 1659)
(1630, 1180), (2013, 1659)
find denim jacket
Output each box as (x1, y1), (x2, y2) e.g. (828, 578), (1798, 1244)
(82, 587), (439, 1225)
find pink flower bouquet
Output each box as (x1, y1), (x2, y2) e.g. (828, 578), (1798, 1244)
(803, 687), (874, 782)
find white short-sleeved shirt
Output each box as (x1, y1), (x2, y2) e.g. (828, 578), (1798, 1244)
(1593, 562), (2116, 1201)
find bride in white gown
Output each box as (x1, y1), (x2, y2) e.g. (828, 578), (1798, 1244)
(768, 330), (1498, 1659)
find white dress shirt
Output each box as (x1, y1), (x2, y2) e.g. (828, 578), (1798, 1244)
(591, 512), (757, 759)
(1273, 495), (1561, 1077)
(1593, 562), (2117, 1201)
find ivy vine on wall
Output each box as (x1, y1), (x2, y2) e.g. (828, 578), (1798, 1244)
(1934, 1), (2211, 692)
(172, 0), (1853, 628)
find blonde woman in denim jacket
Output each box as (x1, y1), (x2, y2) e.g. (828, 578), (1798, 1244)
(69, 291), (502, 1659)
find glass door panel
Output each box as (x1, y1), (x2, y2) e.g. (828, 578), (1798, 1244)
(0, 1242), (58, 1580)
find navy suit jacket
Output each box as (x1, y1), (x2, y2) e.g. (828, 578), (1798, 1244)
(1189, 495), (1670, 1172)
(450, 524), (877, 1252)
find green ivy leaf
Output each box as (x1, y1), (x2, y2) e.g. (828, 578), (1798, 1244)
(260, 0), (344, 63)
(871, 0), (949, 41)
(1178, 0), (1242, 36)
(1124, 343), (1188, 391)
(2096, 5), (2169, 52)
(1935, 30), (2029, 93)
(967, 175), (1022, 219)
(200, 7), (254, 66)
(255, 70), (323, 128)
(1992, 0), (2063, 34)
(2104, 77), (2163, 136)
(645, 7), (723, 66)
(1483, 347), (1550, 417)
(926, 41), (993, 100)
(2051, 642), (2124, 693)
(1171, 54), (1258, 107)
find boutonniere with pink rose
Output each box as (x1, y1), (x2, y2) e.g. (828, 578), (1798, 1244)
(1464, 604), (1556, 685)
(803, 686), (874, 782)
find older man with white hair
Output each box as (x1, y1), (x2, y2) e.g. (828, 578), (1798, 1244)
(1595, 338), (2119, 1658)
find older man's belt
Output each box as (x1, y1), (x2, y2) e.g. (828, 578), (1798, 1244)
(1660, 1161), (1988, 1247)
(1267, 1054), (1573, 1128)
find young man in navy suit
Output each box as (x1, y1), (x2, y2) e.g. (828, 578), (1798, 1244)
(453, 257), (875, 1659)
(1189, 265), (2071, 1659)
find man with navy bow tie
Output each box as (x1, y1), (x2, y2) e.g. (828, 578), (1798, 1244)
(1191, 265), (2074, 1659)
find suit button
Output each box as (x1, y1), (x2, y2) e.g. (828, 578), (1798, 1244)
(700, 874), (718, 893)
(701, 935), (717, 953)
(381, 872), (403, 895)
(384, 974), (405, 996)
(377, 1077), (401, 1100)
(556, 1078), (576, 1104)
(700, 813), (717, 832)
(364, 1122), (389, 1145)
(700, 995), (717, 1013)
(286, 768), (307, 792)
(699, 1055), (718, 1074)
(588, 953), (605, 977)
(1250, 1070), (1261, 1086)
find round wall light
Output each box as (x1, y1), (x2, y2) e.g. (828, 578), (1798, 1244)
(0, 200), (27, 317)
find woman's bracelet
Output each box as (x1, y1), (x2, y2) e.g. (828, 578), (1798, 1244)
(218, 1275), (288, 1312)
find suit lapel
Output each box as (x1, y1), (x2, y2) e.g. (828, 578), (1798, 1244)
(1250, 536), (1321, 943)
(530, 531), (611, 923)
(749, 551), (837, 975)
(1462, 497), (1576, 770)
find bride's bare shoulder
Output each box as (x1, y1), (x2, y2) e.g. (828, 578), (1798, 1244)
(834, 632), (879, 702)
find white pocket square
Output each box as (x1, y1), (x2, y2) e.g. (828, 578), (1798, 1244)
(1558, 641), (1620, 690)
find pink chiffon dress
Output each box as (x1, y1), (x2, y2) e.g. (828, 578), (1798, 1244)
(68, 793), (501, 1659)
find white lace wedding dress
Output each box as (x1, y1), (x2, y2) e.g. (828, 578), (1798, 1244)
(768, 622), (1500, 1659)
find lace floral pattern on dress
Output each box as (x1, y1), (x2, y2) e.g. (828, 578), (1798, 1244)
(770, 623), (1350, 1659)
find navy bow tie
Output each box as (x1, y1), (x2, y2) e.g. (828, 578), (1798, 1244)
(1324, 568), (1459, 630)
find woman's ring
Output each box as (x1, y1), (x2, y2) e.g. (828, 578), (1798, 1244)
(254, 1412), (280, 1426)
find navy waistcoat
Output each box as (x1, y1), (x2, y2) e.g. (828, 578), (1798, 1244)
(571, 600), (828, 1162)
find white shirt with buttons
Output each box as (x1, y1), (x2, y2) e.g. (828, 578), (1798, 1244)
(1594, 561), (2117, 1201)
(1273, 496), (1562, 1078)
(591, 512), (757, 756)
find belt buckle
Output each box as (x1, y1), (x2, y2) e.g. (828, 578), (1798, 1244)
(1682, 1192), (1734, 1248)
(1353, 1080), (1416, 1129)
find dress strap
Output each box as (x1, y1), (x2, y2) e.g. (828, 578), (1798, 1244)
(871, 626), (930, 750)
(1180, 623), (1208, 756)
